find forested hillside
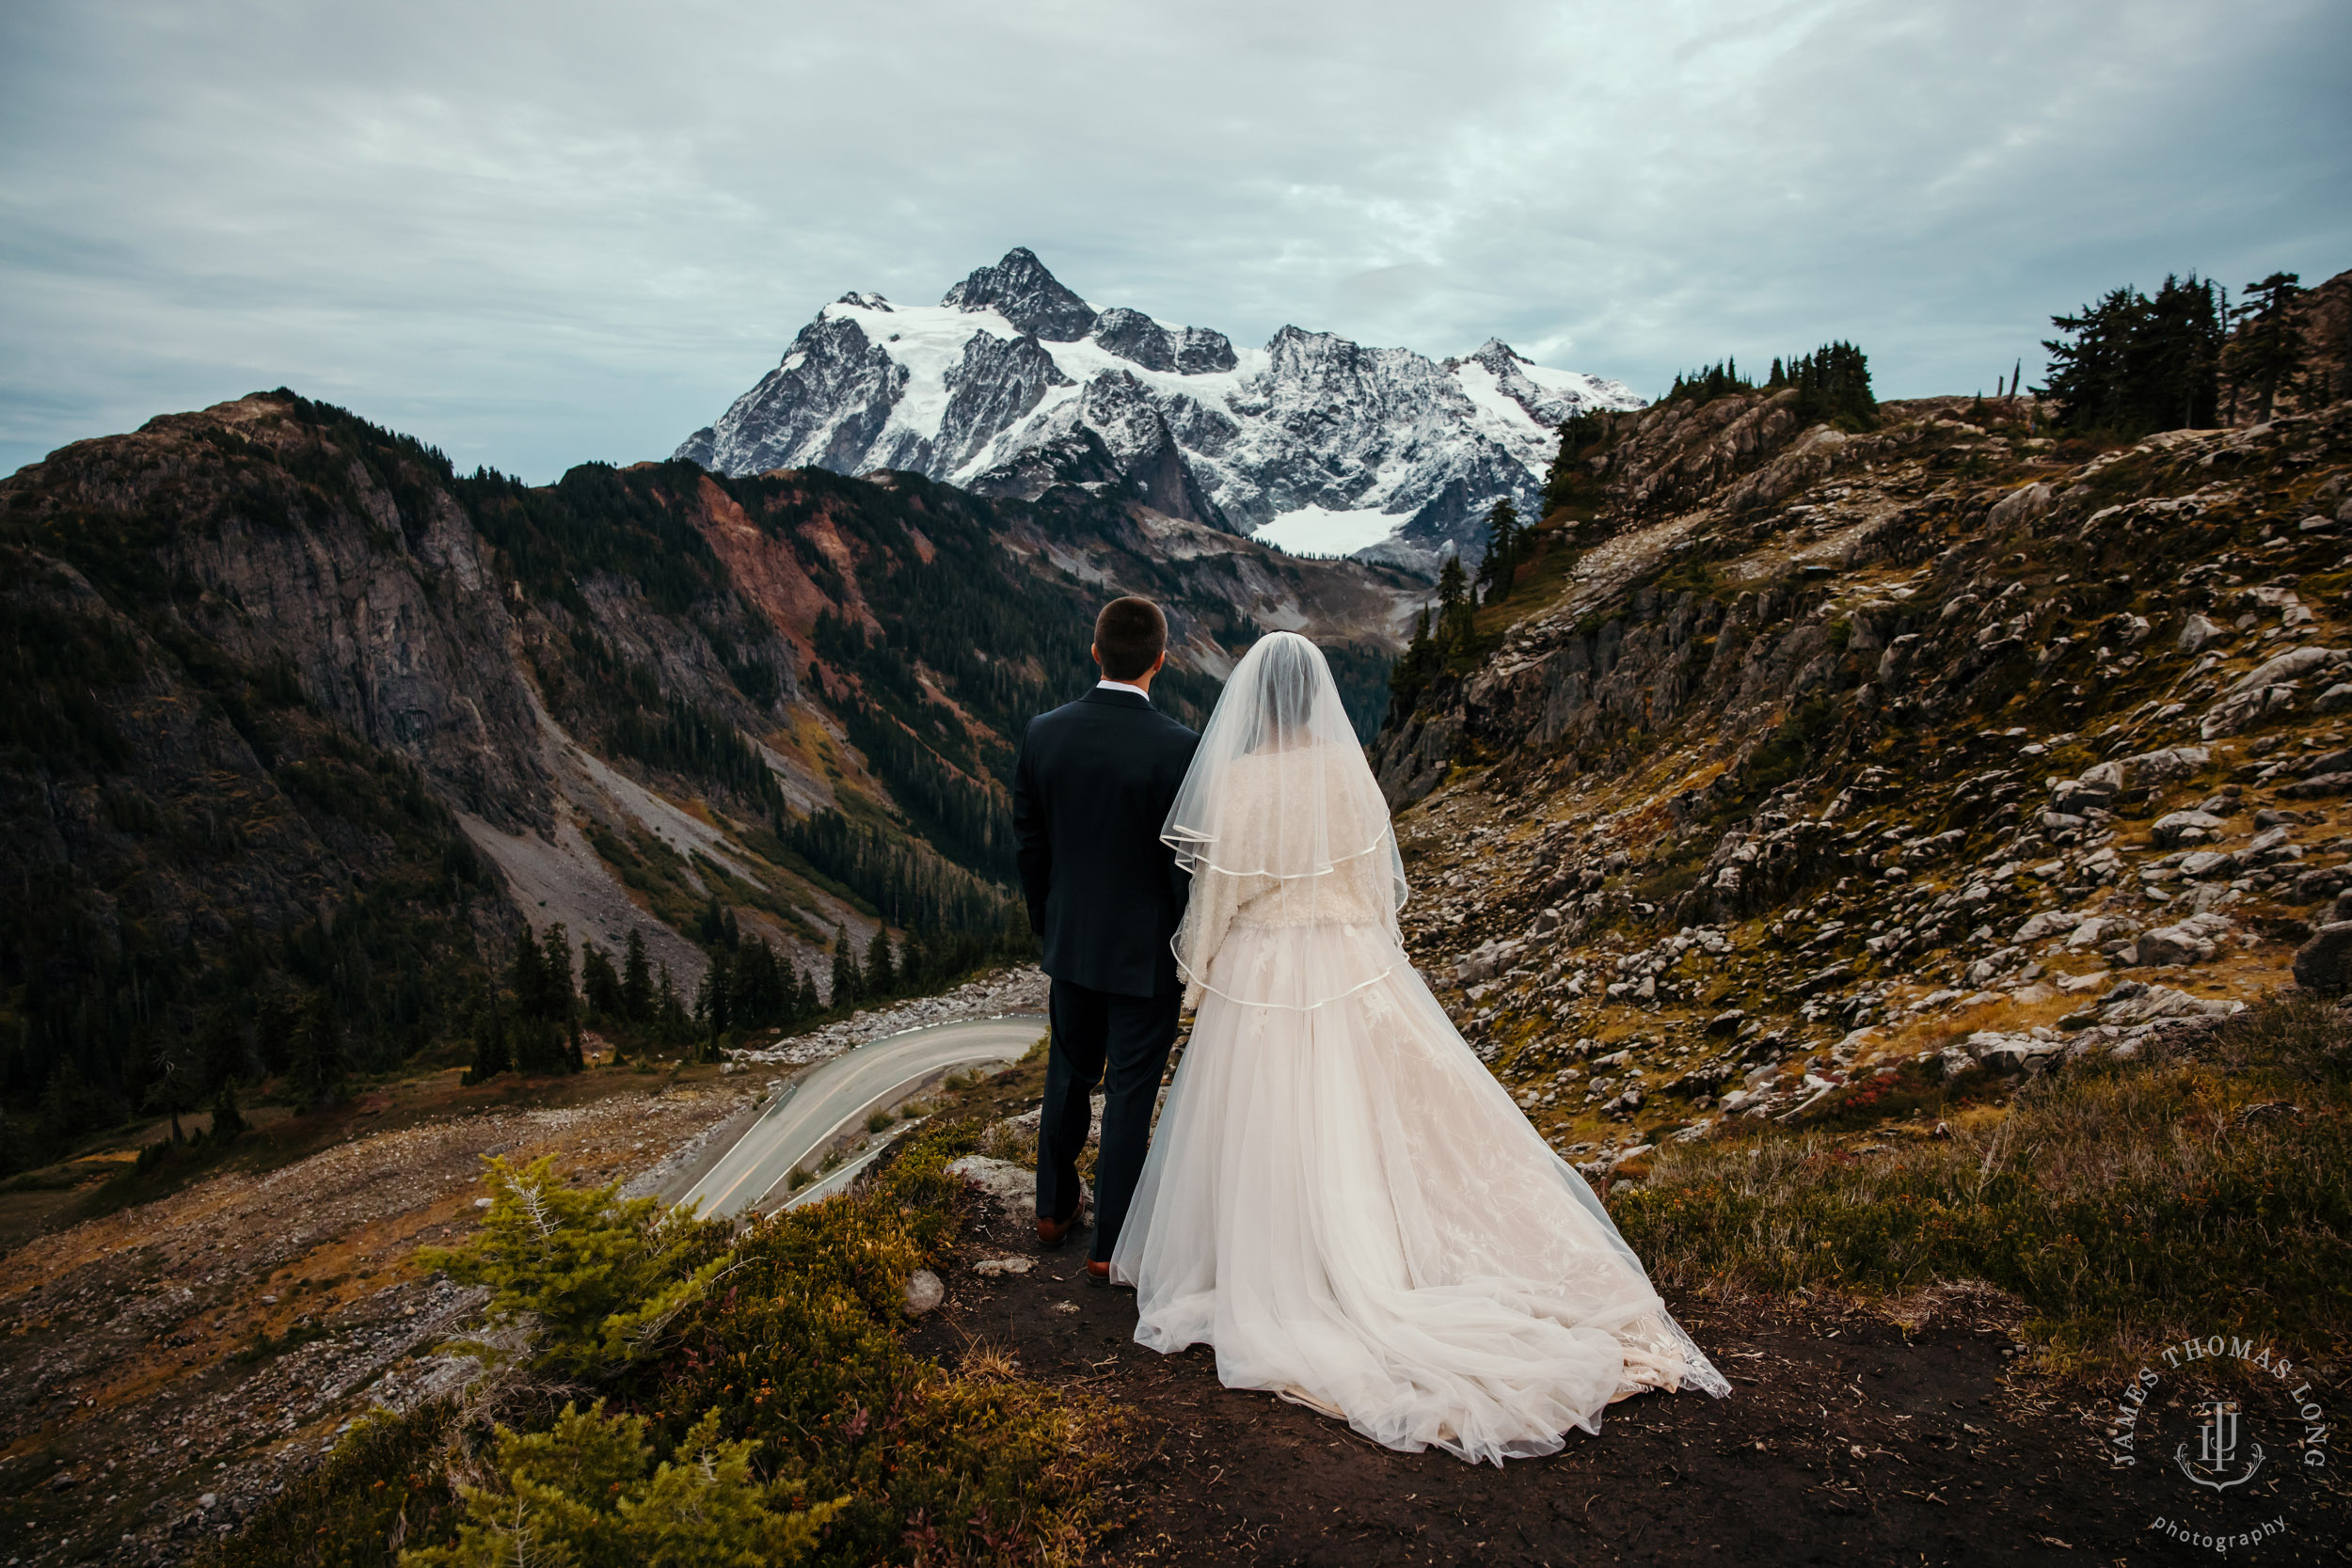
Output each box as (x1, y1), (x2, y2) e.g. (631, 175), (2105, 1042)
(0, 392), (1414, 1169)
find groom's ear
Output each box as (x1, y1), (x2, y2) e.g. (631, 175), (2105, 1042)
(1089, 641), (1103, 671)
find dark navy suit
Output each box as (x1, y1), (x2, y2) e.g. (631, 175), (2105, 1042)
(1012, 685), (1199, 1259)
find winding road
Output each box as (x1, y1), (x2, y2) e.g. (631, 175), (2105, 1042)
(681, 1014), (1045, 1220)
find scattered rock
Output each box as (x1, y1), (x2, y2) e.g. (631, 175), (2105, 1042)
(2150, 809), (2228, 847)
(902, 1268), (946, 1315)
(946, 1154), (1038, 1213)
(974, 1256), (1037, 1278)
(2292, 921), (2352, 994)
(2133, 912), (2233, 966)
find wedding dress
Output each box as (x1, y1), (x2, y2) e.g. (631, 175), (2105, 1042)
(1108, 632), (1728, 1465)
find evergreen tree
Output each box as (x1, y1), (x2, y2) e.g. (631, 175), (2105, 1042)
(1386, 606), (1442, 721)
(1783, 341), (1878, 428)
(208, 1079), (247, 1143)
(198, 1007), (247, 1094)
(143, 1029), (204, 1145)
(2042, 276), (2224, 434)
(1435, 555), (1477, 656)
(620, 928), (654, 1023)
(37, 1059), (120, 1151)
(657, 964), (689, 1039)
(1474, 498), (1523, 602)
(794, 963), (822, 1019)
(254, 990), (298, 1077)
(830, 927), (861, 1011)
(866, 930), (898, 998)
(289, 991), (347, 1108)
(581, 944), (624, 1023)
(539, 924), (584, 1071)
(466, 990), (512, 1085)
(2233, 272), (2306, 423)
(730, 937), (784, 1030)
(693, 951), (732, 1043)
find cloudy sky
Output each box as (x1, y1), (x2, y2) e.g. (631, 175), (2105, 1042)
(3, 0), (2346, 482)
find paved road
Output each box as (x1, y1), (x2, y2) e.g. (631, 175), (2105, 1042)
(682, 1015), (1044, 1219)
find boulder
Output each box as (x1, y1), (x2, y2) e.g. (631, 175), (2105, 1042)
(902, 1268), (945, 1315)
(2177, 849), (2237, 879)
(2293, 920), (2352, 994)
(2282, 771), (2352, 799)
(2293, 863), (2352, 902)
(2120, 746), (2210, 786)
(2135, 911), (2233, 965)
(1987, 483), (2053, 529)
(2319, 684), (2352, 716)
(2150, 809), (2228, 847)
(1965, 1031), (2064, 1074)
(2178, 613), (2226, 655)
(2011, 909), (2085, 943)
(2100, 982), (2244, 1025)
(946, 1154), (1038, 1213)
(1454, 938), (1523, 986)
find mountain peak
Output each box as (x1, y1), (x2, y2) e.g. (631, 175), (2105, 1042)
(943, 248), (1097, 341)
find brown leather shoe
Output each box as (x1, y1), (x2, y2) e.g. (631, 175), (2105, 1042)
(1038, 1201), (1086, 1250)
(1085, 1259), (1111, 1287)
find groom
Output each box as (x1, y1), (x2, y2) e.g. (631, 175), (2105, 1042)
(1013, 596), (1200, 1284)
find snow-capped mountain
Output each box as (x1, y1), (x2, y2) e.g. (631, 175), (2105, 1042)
(675, 248), (1644, 565)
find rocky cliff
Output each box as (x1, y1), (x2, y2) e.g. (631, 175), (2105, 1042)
(1374, 386), (2352, 1165)
(675, 247), (1645, 566)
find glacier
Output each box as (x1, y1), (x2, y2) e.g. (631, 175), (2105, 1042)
(674, 248), (1644, 568)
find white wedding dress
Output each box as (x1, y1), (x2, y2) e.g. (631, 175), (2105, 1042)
(1108, 633), (1727, 1465)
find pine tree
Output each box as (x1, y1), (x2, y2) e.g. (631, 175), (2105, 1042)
(830, 926), (860, 1011)
(795, 964), (822, 1019)
(620, 928), (654, 1023)
(198, 1007), (247, 1094)
(581, 944), (624, 1022)
(866, 930), (898, 998)
(1475, 498), (1522, 602)
(2042, 277), (2224, 434)
(289, 992), (347, 1109)
(539, 924), (584, 1071)
(466, 990), (512, 1085)
(1435, 555), (1476, 656)
(254, 990), (298, 1077)
(208, 1080), (247, 1143)
(144, 1029), (204, 1145)
(2233, 272), (2306, 423)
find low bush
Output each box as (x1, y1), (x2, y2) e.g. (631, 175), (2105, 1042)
(1615, 1003), (2352, 1373)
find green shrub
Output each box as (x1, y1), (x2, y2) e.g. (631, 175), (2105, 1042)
(399, 1402), (847, 1568)
(416, 1155), (735, 1377)
(194, 1402), (465, 1568)
(636, 1128), (1119, 1566)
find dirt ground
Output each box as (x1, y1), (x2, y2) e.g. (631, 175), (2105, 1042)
(914, 1195), (2349, 1567)
(0, 1063), (756, 1565)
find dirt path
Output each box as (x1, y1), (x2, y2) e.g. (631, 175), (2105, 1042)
(915, 1196), (2347, 1566)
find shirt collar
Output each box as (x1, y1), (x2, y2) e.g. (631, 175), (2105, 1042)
(1095, 678), (1152, 701)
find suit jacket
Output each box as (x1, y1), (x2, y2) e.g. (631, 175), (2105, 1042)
(1013, 688), (1200, 998)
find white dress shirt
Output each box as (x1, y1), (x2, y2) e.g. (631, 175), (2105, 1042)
(1096, 678), (1152, 700)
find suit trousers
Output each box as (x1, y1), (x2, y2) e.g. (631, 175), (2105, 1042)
(1039, 977), (1180, 1262)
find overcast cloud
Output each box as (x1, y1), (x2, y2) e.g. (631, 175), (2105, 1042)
(3, 0), (2346, 482)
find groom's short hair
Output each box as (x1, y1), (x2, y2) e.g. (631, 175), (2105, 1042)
(1094, 596), (1168, 681)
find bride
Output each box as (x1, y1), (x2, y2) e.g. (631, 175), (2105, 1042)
(1108, 632), (1728, 1465)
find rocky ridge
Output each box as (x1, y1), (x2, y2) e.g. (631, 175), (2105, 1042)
(1374, 391), (2352, 1166)
(675, 247), (1645, 564)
